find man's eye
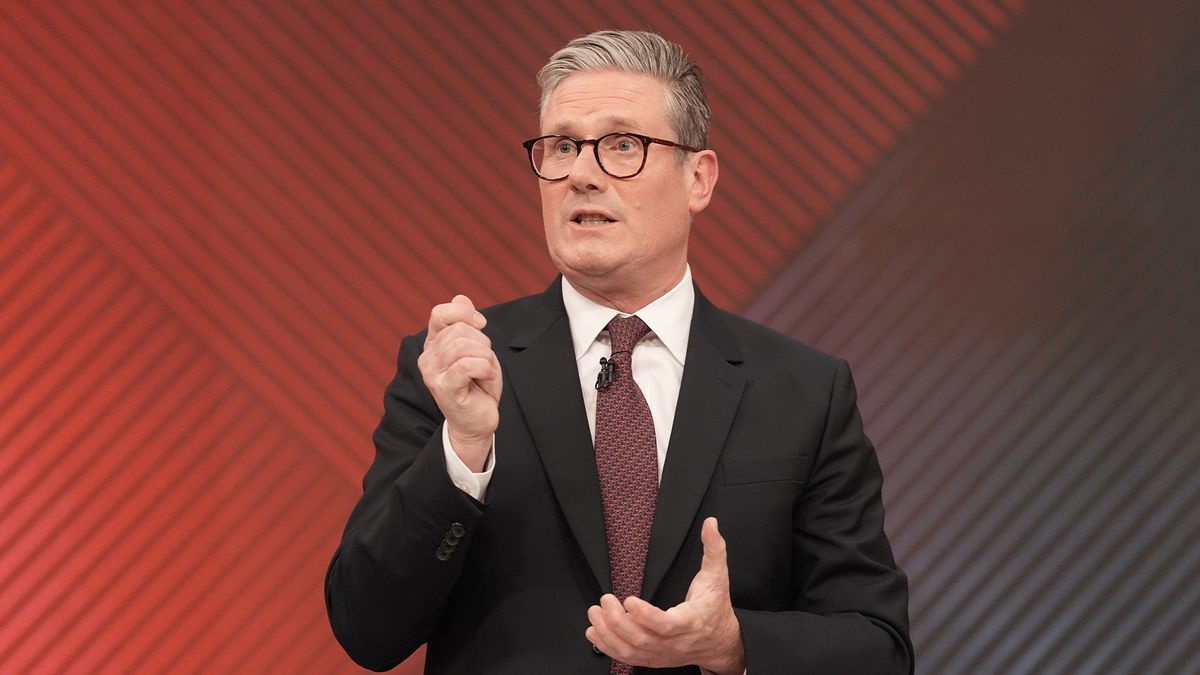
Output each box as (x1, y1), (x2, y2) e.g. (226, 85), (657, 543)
(554, 141), (576, 154)
(606, 135), (640, 153)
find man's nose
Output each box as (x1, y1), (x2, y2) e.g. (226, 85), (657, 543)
(567, 143), (608, 191)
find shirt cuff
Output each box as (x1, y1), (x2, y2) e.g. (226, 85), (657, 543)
(442, 423), (495, 501)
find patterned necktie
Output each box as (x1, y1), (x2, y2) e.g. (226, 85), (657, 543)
(594, 315), (657, 675)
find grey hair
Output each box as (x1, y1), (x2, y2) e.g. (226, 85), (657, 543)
(537, 30), (711, 152)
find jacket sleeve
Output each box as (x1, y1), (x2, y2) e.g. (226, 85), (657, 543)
(324, 333), (486, 672)
(735, 359), (914, 674)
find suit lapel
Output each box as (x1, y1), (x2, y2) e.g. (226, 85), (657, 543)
(503, 279), (610, 592)
(642, 290), (745, 601)
(501, 281), (746, 600)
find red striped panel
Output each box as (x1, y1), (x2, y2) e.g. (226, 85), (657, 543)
(0, 2), (1016, 672)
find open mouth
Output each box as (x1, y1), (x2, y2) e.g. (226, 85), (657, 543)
(572, 214), (615, 224)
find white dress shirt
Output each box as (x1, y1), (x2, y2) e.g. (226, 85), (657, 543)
(443, 267), (695, 501)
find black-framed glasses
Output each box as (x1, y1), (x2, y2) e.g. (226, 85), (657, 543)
(522, 132), (701, 181)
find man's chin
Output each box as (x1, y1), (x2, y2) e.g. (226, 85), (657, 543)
(551, 242), (619, 270)
(559, 261), (618, 281)
(551, 253), (624, 284)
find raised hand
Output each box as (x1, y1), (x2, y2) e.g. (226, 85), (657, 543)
(417, 295), (502, 471)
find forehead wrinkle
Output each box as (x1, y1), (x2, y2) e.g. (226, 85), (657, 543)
(548, 115), (643, 136)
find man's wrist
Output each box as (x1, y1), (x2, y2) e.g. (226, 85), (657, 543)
(446, 427), (493, 472)
(442, 424), (495, 501)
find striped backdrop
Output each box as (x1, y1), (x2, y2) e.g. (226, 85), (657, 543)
(2, 1), (1197, 673)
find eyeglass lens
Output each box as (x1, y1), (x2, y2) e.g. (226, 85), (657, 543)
(529, 134), (647, 180)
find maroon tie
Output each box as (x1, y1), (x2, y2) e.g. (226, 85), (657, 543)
(595, 315), (657, 675)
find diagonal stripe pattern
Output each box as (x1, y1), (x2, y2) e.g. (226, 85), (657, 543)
(0, 2), (1020, 672)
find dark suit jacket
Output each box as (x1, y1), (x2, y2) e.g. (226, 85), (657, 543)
(326, 279), (913, 673)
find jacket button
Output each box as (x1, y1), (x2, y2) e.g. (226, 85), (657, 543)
(449, 522), (466, 538)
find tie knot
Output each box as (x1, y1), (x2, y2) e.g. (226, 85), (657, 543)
(606, 315), (651, 353)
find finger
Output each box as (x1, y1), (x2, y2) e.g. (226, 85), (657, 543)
(427, 354), (494, 390)
(599, 594), (632, 636)
(601, 596), (657, 656)
(479, 352), (503, 401)
(450, 294), (476, 311)
(427, 295), (486, 338)
(451, 294), (486, 329)
(446, 357), (502, 393)
(428, 321), (492, 351)
(622, 595), (680, 637)
(600, 593), (625, 614)
(438, 337), (496, 364)
(427, 313), (488, 349)
(419, 337), (495, 378)
(587, 603), (604, 623)
(587, 604), (607, 634)
(584, 625), (606, 655)
(588, 600), (635, 660)
(427, 324), (492, 372)
(700, 517), (729, 579)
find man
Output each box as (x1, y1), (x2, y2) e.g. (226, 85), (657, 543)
(326, 30), (912, 674)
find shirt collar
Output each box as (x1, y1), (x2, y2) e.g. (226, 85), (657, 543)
(561, 266), (694, 365)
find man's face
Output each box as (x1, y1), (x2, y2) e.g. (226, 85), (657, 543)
(539, 70), (717, 303)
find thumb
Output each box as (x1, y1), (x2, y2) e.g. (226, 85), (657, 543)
(700, 517), (729, 580)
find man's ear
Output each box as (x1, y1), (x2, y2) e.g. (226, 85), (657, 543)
(687, 149), (719, 215)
